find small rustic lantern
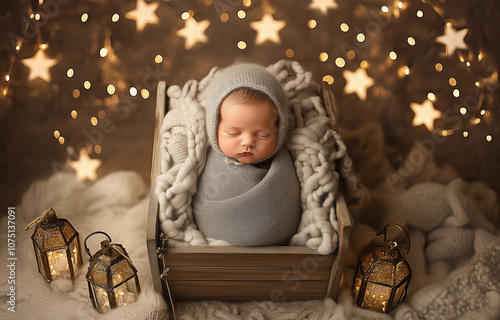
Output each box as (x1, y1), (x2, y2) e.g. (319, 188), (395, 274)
(84, 231), (141, 313)
(352, 223), (412, 313)
(24, 208), (83, 282)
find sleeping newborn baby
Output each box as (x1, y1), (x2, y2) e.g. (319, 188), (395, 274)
(193, 63), (301, 246)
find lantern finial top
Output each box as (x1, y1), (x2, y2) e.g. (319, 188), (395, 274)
(24, 207), (58, 231)
(84, 231), (135, 267)
(376, 223), (411, 257)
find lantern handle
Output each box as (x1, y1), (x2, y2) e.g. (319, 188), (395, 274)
(84, 231), (112, 259)
(376, 223), (411, 257)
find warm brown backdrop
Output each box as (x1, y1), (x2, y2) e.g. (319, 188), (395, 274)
(1, 0), (499, 210)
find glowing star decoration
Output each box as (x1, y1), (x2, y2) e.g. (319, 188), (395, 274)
(21, 50), (58, 82)
(69, 149), (101, 181)
(309, 0), (338, 14)
(436, 25), (468, 56)
(250, 13), (286, 45)
(343, 68), (374, 100)
(125, 0), (159, 32)
(410, 100), (442, 131)
(177, 17), (210, 49)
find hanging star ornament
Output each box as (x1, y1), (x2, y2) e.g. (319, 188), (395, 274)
(309, 0), (338, 14)
(436, 25), (468, 56)
(177, 17), (210, 49)
(21, 49), (58, 82)
(343, 68), (374, 100)
(250, 13), (286, 45)
(125, 0), (159, 32)
(69, 149), (101, 181)
(410, 100), (442, 131)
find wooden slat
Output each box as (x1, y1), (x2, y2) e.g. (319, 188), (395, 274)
(320, 81), (353, 300)
(166, 266), (332, 281)
(163, 250), (333, 267)
(327, 191), (352, 299)
(164, 245), (322, 254)
(146, 81), (168, 296)
(168, 280), (328, 295)
(172, 293), (326, 302)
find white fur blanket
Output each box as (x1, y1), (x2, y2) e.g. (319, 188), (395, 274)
(1, 139), (499, 320)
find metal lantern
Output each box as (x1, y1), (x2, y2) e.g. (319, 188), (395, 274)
(24, 208), (83, 282)
(84, 231), (141, 313)
(352, 223), (412, 313)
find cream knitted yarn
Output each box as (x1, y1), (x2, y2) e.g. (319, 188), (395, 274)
(395, 230), (500, 320)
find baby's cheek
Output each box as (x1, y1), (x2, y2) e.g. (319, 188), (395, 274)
(261, 139), (277, 155)
(218, 137), (238, 156)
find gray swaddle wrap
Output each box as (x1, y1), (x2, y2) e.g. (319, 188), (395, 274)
(192, 62), (301, 246)
(193, 147), (301, 246)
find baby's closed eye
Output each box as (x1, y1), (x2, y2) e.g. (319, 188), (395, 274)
(223, 131), (240, 136)
(257, 133), (272, 139)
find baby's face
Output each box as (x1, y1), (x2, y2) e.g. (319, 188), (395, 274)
(217, 97), (278, 164)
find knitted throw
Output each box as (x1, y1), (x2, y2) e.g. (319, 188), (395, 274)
(156, 60), (357, 254)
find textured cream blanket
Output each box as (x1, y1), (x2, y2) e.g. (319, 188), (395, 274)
(2, 135), (499, 319)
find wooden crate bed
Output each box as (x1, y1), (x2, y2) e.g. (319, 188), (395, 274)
(147, 80), (352, 306)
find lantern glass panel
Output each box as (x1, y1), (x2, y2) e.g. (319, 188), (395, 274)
(35, 245), (47, 279)
(61, 222), (77, 242)
(69, 238), (81, 271)
(367, 260), (396, 285)
(47, 248), (71, 279)
(361, 282), (392, 313)
(115, 278), (139, 307)
(395, 260), (411, 284)
(93, 285), (112, 314)
(394, 282), (407, 305)
(353, 266), (363, 297)
(110, 259), (136, 287)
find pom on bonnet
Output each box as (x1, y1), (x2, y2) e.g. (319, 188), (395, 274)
(205, 63), (288, 163)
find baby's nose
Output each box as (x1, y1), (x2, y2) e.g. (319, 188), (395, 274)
(241, 134), (255, 147)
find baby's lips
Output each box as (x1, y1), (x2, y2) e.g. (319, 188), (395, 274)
(239, 152), (253, 156)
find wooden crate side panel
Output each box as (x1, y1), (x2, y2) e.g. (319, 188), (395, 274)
(326, 191), (352, 299)
(167, 266), (332, 281)
(147, 81), (168, 296)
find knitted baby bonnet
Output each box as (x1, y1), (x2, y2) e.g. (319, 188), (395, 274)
(205, 63), (288, 163)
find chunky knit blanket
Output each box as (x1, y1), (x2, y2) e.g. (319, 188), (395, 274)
(155, 60), (363, 254)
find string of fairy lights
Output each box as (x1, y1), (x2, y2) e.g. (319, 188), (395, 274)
(1, 0), (497, 180)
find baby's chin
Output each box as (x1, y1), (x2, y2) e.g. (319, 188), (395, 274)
(237, 157), (259, 164)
